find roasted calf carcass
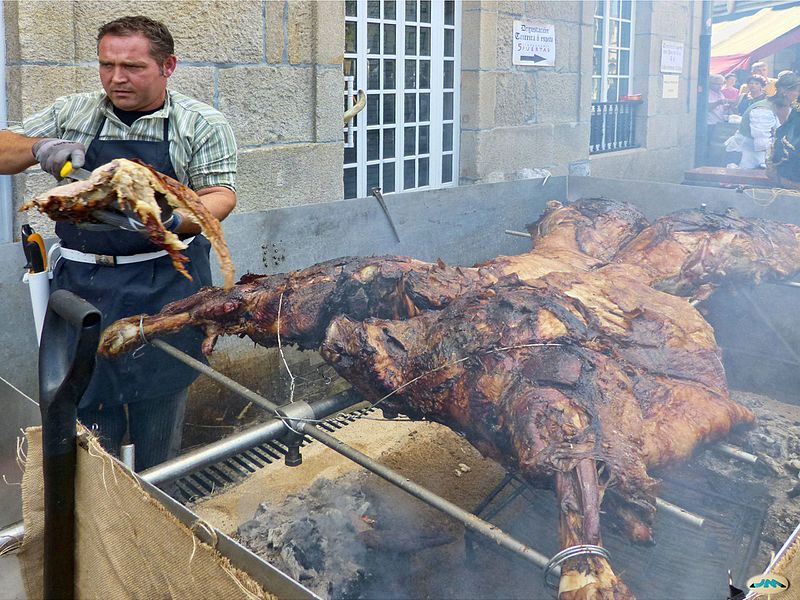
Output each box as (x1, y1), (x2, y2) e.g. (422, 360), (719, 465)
(20, 158), (235, 289)
(614, 206), (800, 301)
(97, 198), (800, 599)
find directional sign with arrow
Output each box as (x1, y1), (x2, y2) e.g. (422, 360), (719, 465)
(512, 20), (556, 67)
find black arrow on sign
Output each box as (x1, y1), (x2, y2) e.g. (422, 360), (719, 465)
(521, 54), (547, 63)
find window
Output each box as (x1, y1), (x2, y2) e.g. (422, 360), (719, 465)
(592, 0), (634, 102)
(590, 0), (639, 154)
(343, 0), (460, 199)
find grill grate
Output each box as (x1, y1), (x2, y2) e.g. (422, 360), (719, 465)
(173, 408), (375, 503)
(466, 465), (768, 600)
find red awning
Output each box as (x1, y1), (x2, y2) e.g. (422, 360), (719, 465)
(711, 5), (800, 74)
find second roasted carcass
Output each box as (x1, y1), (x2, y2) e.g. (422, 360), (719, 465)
(97, 198), (800, 598)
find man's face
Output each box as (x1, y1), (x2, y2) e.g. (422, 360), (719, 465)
(98, 33), (175, 111)
(786, 87), (800, 104)
(748, 81), (764, 96)
(754, 65), (768, 78)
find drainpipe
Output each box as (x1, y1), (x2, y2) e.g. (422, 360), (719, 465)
(0, 1), (12, 243)
(694, 0), (713, 167)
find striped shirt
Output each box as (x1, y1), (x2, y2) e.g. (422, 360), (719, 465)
(8, 90), (237, 191)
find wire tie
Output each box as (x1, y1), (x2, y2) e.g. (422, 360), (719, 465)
(543, 544), (611, 590)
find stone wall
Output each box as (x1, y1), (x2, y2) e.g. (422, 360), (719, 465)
(459, 0), (701, 185)
(3, 0), (344, 236)
(460, 1), (590, 183)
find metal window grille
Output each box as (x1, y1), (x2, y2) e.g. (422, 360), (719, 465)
(589, 101), (640, 154)
(343, 0), (461, 199)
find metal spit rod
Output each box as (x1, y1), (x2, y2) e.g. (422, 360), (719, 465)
(155, 340), (707, 549)
(150, 339), (553, 569)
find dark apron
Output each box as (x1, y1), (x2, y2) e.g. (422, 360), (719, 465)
(52, 115), (212, 408)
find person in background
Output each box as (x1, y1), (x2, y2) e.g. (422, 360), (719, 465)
(736, 74), (768, 115)
(706, 74), (734, 165)
(738, 61), (777, 97)
(0, 16), (238, 471)
(770, 94), (800, 186)
(726, 72), (800, 169)
(722, 73), (740, 102)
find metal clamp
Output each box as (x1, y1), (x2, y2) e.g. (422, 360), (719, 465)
(543, 544), (612, 590)
(276, 401), (314, 467)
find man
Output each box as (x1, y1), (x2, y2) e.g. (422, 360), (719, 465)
(738, 61), (777, 97)
(735, 74), (768, 115)
(0, 16), (237, 471)
(722, 73), (740, 101)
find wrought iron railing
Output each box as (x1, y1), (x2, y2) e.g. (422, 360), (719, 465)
(590, 101), (641, 154)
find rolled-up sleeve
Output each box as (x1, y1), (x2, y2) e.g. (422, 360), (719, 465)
(7, 100), (63, 137)
(186, 118), (237, 191)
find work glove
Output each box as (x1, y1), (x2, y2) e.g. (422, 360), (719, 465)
(31, 138), (86, 179)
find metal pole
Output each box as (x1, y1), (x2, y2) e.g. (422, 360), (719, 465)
(151, 339), (282, 413)
(142, 391), (360, 486)
(120, 444), (135, 470)
(295, 421), (553, 570)
(694, 0), (713, 167)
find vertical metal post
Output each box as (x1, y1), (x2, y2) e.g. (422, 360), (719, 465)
(120, 444), (135, 470)
(694, 0), (713, 167)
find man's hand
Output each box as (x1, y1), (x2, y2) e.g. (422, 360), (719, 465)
(31, 138), (86, 178)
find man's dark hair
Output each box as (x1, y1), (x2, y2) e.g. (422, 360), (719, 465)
(747, 74), (768, 87)
(97, 16), (174, 63)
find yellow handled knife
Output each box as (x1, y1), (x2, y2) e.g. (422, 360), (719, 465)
(59, 160), (93, 182)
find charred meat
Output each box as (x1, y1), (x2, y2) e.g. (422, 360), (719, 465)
(96, 198), (800, 598)
(20, 158), (235, 289)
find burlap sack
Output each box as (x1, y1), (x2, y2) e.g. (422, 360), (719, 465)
(18, 426), (277, 600)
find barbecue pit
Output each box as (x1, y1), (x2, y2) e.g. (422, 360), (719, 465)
(3, 174), (800, 599)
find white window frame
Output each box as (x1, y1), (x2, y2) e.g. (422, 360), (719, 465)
(592, 0), (635, 103)
(0, 0), (11, 243)
(344, 0), (461, 199)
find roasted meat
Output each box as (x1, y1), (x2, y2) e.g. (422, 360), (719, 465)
(96, 198), (800, 599)
(614, 207), (800, 301)
(20, 158), (235, 289)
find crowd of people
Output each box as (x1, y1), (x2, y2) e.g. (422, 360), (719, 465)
(708, 61), (800, 171)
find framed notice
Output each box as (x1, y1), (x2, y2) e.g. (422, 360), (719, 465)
(512, 20), (555, 67)
(662, 74), (679, 99)
(660, 41), (684, 74)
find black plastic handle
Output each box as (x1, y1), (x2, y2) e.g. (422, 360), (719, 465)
(38, 289), (101, 600)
